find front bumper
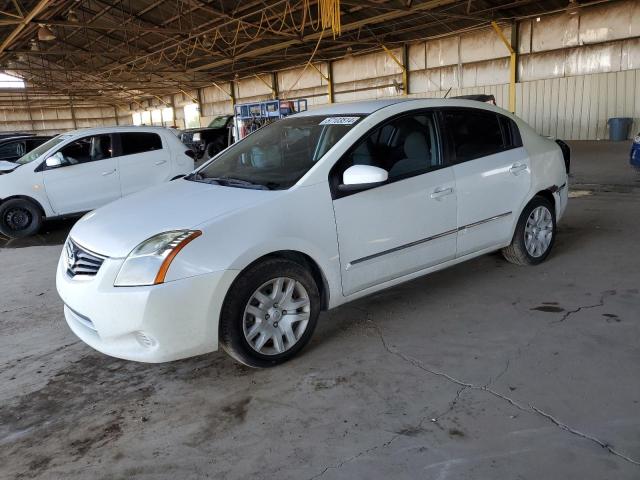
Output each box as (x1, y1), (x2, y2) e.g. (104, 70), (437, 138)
(56, 251), (238, 363)
(554, 180), (569, 221)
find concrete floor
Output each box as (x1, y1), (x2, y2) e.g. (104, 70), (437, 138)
(1, 141), (639, 479)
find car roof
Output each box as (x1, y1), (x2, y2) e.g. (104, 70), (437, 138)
(61, 125), (173, 137)
(295, 98), (415, 116)
(294, 97), (508, 117)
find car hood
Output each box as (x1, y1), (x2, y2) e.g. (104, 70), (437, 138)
(0, 160), (17, 172)
(70, 179), (283, 258)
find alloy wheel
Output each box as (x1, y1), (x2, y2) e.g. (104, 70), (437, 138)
(243, 277), (311, 355)
(524, 205), (553, 257)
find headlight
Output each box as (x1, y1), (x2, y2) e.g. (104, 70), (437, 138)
(114, 230), (201, 287)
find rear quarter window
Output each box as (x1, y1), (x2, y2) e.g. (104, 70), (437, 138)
(119, 132), (163, 156)
(442, 108), (522, 163)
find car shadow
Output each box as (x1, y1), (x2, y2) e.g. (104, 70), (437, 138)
(0, 217), (75, 249)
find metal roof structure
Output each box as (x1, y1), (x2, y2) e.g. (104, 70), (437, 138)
(0, 0), (600, 106)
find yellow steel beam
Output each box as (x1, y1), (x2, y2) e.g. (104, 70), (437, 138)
(327, 61), (334, 104)
(491, 21), (516, 113)
(381, 44), (407, 96)
(0, 0), (52, 56)
(210, 81), (233, 99)
(254, 73), (276, 99)
(309, 62), (329, 82)
(179, 88), (199, 103)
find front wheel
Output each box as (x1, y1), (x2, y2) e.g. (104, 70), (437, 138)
(502, 196), (556, 266)
(0, 198), (43, 238)
(219, 258), (320, 368)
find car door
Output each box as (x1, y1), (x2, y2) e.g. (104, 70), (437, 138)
(43, 134), (121, 215)
(115, 131), (171, 197)
(441, 108), (531, 257)
(331, 111), (457, 296)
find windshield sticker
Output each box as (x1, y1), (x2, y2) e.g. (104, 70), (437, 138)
(320, 117), (359, 125)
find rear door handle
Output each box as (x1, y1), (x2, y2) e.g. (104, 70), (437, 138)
(154, 160), (167, 166)
(509, 163), (527, 175)
(430, 187), (454, 200)
(101, 169), (116, 176)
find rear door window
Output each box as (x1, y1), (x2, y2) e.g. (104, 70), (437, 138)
(441, 109), (506, 163)
(118, 132), (163, 156)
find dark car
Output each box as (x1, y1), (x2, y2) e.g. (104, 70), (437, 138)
(180, 115), (234, 160)
(631, 132), (640, 169)
(0, 132), (33, 140)
(0, 135), (53, 163)
(452, 94), (497, 105)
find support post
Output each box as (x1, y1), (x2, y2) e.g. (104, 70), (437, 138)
(491, 21), (517, 113)
(271, 72), (279, 100)
(327, 61), (334, 104)
(229, 80), (236, 108)
(402, 43), (409, 96)
(381, 44), (408, 96)
(113, 105), (119, 125)
(310, 62), (333, 103)
(69, 96), (78, 129)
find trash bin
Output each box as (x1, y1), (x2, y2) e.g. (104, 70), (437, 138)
(607, 117), (633, 141)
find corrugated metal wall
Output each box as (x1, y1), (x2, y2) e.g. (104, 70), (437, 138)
(1, 0), (639, 139)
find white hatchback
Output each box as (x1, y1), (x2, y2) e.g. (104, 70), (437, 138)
(56, 99), (569, 367)
(0, 126), (194, 237)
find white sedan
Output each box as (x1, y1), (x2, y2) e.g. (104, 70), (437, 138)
(0, 126), (194, 237)
(56, 99), (569, 367)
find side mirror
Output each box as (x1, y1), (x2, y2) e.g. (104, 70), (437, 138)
(339, 165), (388, 192)
(45, 156), (63, 168)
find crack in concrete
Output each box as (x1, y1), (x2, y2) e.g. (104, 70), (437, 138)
(432, 385), (469, 422)
(363, 315), (640, 468)
(307, 302), (639, 479)
(308, 434), (401, 479)
(552, 290), (616, 324)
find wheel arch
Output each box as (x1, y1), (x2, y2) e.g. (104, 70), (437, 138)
(0, 194), (47, 218)
(230, 250), (331, 311)
(534, 189), (556, 216)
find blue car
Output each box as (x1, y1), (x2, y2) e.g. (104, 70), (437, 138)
(632, 132), (640, 169)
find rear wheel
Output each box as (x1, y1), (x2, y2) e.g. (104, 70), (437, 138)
(219, 258), (320, 368)
(0, 198), (43, 238)
(502, 196), (556, 266)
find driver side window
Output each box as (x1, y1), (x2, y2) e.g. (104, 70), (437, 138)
(52, 135), (112, 168)
(335, 112), (441, 188)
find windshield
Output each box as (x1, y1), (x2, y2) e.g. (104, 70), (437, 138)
(207, 116), (231, 128)
(189, 115), (361, 190)
(15, 135), (67, 165)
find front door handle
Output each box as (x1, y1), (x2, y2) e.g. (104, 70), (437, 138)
(101, 169), (116, 176)
(154, 160), (167, 166)
(430, 187), (454, 200)
(509, 163), (527, 175)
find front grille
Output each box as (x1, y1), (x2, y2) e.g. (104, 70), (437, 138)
(65, 239), (105, 278)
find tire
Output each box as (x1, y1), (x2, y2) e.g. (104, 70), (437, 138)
(205, 139), (225, 159)
(0, 198), (43, 238)
(502, 195), (556, 266)
(219, 258), (320, 368)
